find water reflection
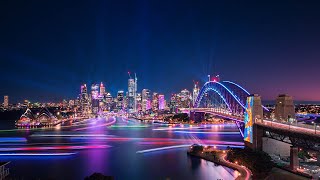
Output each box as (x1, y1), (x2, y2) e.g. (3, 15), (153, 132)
(0, 118), (243, 179)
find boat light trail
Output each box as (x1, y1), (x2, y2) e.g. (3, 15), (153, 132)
(136, 144), (244, 154)
(172, 131), (240, 134)
(73, 119), (116, 131)
(30, 134), (115, 137)
(0, 152), (76, 156)
(0, 145), (111, 151)
(0, 137), (27, 143)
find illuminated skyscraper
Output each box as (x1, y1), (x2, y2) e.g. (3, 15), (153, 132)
(105, 93), (113, 111)
(100, 82), (105, 96)
(127, 72), (138, 113)
(179, 89), (191, 108)
(92, 98), (99, 114)
(117, 91), (124, 111)
(169, 94), (177, 113)
(128, 78), (135, 113)
(136, 93), (142, 112)
(142, 89), (151, 112)
(192, 82), (200, 107)
(69, 100), (75, 107)
(91, 83), (99, 99)
(80, 84), (89, 113)
(152, 92), (159, 111)
(158, 94), (165, 110)
(3, 96), (8, 108)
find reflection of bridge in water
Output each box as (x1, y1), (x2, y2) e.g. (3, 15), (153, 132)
(185, 79), (320, 171)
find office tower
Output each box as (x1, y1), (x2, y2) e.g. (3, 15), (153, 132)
(169, 94), (177, 113)
(100, 82), (105, 96)
(158, 94), (165, 110)
(105, 93), (113, 111)
(117, 91), (124, 111)
(128, 78), (135, 113)
(152, 92), (159, 111)
(127, 72), (138, 113)
(92, 99), (99, 114)
(179, 89), (191, 108)
(80, 84), (89, 114)
(142, 89), (151, 112)
(69, 100), (75, 107)
(192, 82), (200, 107)
(136, 93), (142, 112)
(91, 83), (99, 99)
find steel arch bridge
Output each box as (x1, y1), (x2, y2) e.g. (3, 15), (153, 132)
(194, 80), (268, 117)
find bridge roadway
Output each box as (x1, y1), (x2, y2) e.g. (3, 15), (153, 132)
(182, 108), (245, 122)
(186, 108), (320, 140)
(256, 119), (320, 137)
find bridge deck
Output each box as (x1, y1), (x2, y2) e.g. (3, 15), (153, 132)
(256, 120), (320, 138)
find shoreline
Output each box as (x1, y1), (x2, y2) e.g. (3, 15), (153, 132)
(187, 150), (252, 180)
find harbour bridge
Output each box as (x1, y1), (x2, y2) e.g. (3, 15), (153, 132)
(181, 80), (269, 137)
(182, 79), (320, 164)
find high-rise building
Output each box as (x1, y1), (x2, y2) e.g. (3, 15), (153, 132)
(192, 82), (200, 107)
(80, 84), (90, 114)
(91, 83), (99, 99)
(100, 82), (105, 96)
(105, 93), (113, 111)
(117, 91), (124, 111)
(275, 94), (295, 121)
(127, 73), (138, 113)
(69, 100), (75, 107)
(158, 94), (165, 110)
(92, 99), (99, 114)
(128, 78), (135, 113)
(169, 94), (177, 113)
(179, 89), (191, 108)
(142, 89), (151, 112)
(136, 93), (142, 112)
(3, 96), (8, 108)
(152, 92), (159, 111)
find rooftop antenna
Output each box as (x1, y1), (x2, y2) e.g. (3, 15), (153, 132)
(128, 71), (132, 79)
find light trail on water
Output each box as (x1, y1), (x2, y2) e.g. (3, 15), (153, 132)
(136, 144), (244, 154)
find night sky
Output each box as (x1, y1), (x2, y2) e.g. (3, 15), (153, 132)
(1, 0), (320, 103)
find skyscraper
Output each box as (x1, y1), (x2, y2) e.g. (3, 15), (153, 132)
(127, 72), (138, 113)
(158, 94), (165, 110)
(142, 89), (151, 112)
(91, 83), (99, 99)
(152, 92), (159, 111)
(3, 96), (8, 108)
(192, 82), (200, 107)
(179, 89), (191, 108)
(136, 93), (142, 112)
(80, 84), (89, 114)
(128, 78), (135, 113)
(117, 91), (124, 111)
(100, 82), (105, 96)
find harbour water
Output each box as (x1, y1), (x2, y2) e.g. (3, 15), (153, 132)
(0, 117), (243, 179)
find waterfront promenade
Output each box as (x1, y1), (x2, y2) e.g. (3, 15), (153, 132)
(187, 147), (252, 180)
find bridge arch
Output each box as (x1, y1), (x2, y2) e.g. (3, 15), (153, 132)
(194, 81), (252, 115)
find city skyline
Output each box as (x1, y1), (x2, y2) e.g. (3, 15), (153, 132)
(1, 1), (320, 102)
(1, 1), (320, 179)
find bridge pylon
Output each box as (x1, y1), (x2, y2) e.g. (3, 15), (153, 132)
(244, 94), (263, 150)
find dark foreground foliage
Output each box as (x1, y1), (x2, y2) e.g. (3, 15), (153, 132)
(227, 147), (274, 176)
